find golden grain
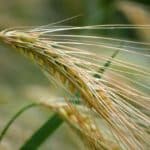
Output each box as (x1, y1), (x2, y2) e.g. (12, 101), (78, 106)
(0, 24), (150, 150)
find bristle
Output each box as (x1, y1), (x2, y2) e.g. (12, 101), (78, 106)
(0, 24), (149, 150)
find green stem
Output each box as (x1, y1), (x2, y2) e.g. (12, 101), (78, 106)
(94, 50), (119, 79)
(20, 113), (63, 150)
(0, 103), (37, 142)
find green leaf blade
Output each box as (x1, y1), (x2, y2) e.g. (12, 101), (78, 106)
(20, 113), (63, 150)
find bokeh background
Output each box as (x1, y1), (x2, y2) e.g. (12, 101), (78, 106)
(0, 0), (150, 149)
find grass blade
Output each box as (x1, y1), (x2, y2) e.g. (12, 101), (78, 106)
(94, 50), (119, 79)
(20, 113), (63, 150)
(0, 103), (37, 141)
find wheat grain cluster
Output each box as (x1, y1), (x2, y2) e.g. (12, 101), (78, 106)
(0, 24), (150, 150)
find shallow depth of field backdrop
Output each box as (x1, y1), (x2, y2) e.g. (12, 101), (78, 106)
(0, 0), (150, 150)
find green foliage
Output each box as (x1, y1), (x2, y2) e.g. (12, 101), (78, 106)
(20, 113), (63, 150)
(0, 103), (37, 141)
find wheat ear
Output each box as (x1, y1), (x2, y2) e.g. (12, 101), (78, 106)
(0, 24), (150, 150)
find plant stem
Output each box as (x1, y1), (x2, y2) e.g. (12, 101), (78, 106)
(0, 103), (37, 142)
(20, 113), (63, 150)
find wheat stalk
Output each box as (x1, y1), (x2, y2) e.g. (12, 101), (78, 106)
(0, 24), (150, 150)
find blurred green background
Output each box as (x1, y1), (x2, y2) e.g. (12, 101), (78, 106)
(0, 0), (149, 149)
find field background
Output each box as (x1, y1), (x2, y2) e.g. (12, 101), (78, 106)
(0, 0), (149, 149)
